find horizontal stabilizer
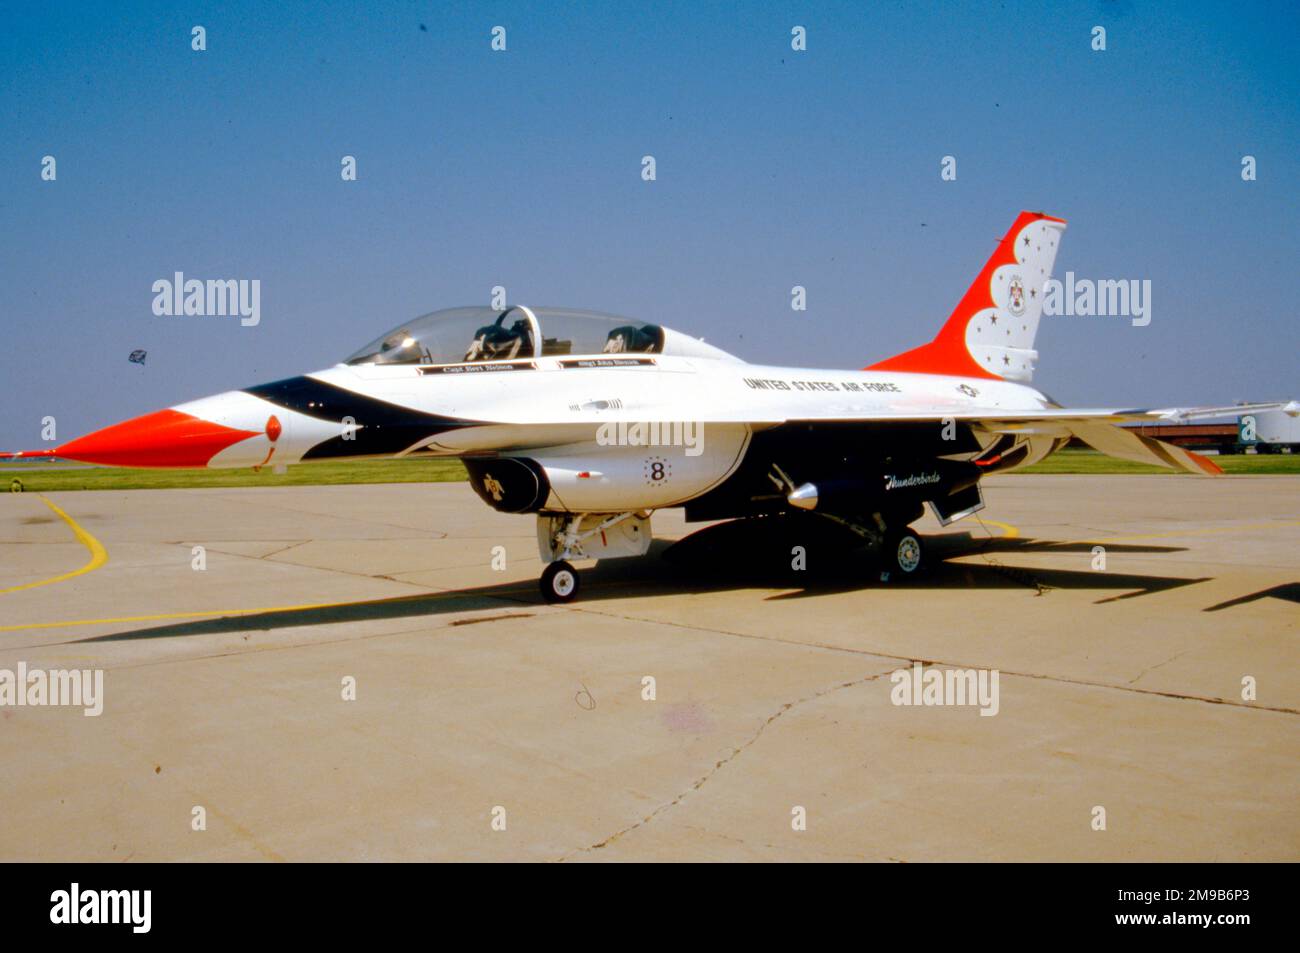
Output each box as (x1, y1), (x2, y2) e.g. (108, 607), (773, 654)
(1065, 421), (1223, 475)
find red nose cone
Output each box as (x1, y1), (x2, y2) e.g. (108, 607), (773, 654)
(55, 409), (260, 468)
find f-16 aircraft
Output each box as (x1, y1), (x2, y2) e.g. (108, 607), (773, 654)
(12, 211), (1284, 602)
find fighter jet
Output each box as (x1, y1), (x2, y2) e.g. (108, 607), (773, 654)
(12, 212), (1281, 602)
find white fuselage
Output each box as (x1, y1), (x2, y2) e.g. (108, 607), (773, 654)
(181, 353), (1055, 513)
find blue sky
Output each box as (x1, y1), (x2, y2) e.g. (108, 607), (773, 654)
(2, 0), (1297, 449)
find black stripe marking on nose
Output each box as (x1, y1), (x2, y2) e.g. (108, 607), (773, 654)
(243, 375), (482, 459)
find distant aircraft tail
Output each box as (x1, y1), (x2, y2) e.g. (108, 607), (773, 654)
(869, 211), (1067, 382)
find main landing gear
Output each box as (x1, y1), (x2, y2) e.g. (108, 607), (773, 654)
(812, 510), (928, 580)
(880, 526), (926, 577)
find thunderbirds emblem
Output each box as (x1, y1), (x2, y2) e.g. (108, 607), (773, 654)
(1008, 275), (1026, 316)
(884, 472), (941, 490)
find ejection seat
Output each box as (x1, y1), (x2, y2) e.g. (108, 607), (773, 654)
(464, 313), (533, 361)
(603, 324), (664, 353)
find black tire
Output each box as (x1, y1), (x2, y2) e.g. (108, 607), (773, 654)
(881, 528), (925, 576)
(540, 560), (580, 603)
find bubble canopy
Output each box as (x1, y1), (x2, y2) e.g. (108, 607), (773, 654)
(344, 306), (668, 366)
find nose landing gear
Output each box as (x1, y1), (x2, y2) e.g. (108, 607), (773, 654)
(535, 510), (652, 604)
(540, 560), (580, 603)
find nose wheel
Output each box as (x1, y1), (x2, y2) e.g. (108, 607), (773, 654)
(540, 560), (580, 603)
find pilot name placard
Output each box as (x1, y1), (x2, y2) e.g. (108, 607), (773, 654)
(420, 362), (537, 375)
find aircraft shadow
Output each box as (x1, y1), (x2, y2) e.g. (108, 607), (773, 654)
(1202, 582), (1300, 612)
(72, 518), (1209, 643)
(655, 519), (1204, 604)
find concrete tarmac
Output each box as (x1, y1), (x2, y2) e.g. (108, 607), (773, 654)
(0, 475), (1296, 861)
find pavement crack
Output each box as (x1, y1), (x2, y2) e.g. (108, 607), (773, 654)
(569, 605), (1300, 715)
(1127, 649), (1190, 686)
(256, 541), (311, 560)
(558, 667), (894, 861)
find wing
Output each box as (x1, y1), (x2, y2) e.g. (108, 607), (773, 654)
(966, 403), (1291, 475)
(763, 403), (1291, 476)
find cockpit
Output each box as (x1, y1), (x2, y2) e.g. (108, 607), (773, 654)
(345, 306), (672, 367)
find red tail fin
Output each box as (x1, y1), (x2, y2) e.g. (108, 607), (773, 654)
(868, 211), (1067, 382)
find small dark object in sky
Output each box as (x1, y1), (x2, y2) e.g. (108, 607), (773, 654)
(419, 23), (427, 32)
(128, 349), (147, 365)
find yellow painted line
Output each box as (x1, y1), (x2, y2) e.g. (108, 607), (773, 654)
(0, 496), (109, 596)
(971, 517), (1298, 546)
(0, 586), (537, 634)
(978, 518), (1020, 539)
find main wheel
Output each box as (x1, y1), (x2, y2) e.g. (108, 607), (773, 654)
(540, 560), (580, 603)
(881, 527), (925, 576)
